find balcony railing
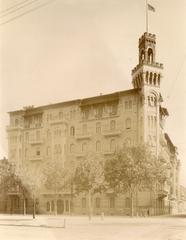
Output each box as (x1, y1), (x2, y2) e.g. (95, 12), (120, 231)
(29, 156), (43, 161)
(103, 129), (121, 137)
(75, 133), (92, 140)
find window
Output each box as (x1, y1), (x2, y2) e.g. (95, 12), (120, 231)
(110, 139), (116, 152)
(36, 149), (40, 156)
(46, 147), (51, 156)
(59, 111), (63, 119)
(82, 124), (87, 134)
(95, 198), (101, 208)
(129, 100), (132, 109)
(25, 132), (29, 143)
(147, 48), (153, 63)
(70, 126), (75, 136)
(109, 197), (115, 208)
(25, 148), (28, 158)
(96, 122), (101, 134)
(125, 101), (129, 110)
(110, 103), (117, 115)
(96, 141), (101, 152)
(15, 119), (19, 126)
(36, 131), (40, 141)
(46, 202), (50, 212)
(65, 200), (69, 212)
(82, 143), (87, 152)
(110, 120), (116, 131)
(47, 130), (51, 140)
(82, 198), (86, 208)
(70, 144), (75, 153)
(126, 118), (131, 129)
(125, 198), (130, 208)
(51, 201), (55, 211)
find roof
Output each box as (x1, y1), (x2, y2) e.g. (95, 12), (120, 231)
(164, 133), (177, 154)
(9, 88), (140, 114)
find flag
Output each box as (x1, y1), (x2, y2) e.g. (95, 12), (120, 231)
(148, 3), (155, 12)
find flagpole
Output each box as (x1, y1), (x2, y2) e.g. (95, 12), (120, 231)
(146, 0), (148, 33)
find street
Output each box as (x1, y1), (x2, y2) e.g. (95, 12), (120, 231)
(0, 214), (186, 240)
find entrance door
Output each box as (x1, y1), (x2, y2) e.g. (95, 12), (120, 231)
(57, 199), (64, 214)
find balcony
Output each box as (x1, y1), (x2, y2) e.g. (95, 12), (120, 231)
(29, 139), (43, 145)
(75, 133), (92, 140)
(29, 156), (43, 161)
(103, 151), (114, 156)
(6, 125), (23, 131)
(75, 152), (86, 158)
(103, 129), (121, 137)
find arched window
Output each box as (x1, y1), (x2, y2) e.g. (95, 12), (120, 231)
(96, 141), (101, 152)
(70, 126), (75, 136)
(96, 122), (101, 134)
(126, 118), (131, 129)
(147, 48), (153, 63)
(82, 143), (87, 152)
(110, 120), (116, 131)
(110, 139), (116, 152)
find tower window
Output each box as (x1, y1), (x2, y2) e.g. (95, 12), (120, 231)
(147, 48), (153, 63)
(140, 50), (145, 63)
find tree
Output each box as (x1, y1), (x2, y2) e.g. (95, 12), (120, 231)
(73, 152), (104, 220)
(16, 164), (44, 218)
(43, 161), (71, 215)
(104, 145), (169, 216)
(0, 159), (28, 214)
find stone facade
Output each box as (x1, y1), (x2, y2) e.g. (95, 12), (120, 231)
(6, 32), (180, 215)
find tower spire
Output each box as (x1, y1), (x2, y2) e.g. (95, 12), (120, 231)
(146, 0), (148, 33)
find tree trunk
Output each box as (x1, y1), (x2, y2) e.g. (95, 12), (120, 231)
(88, 190), (92, 221)
(130, 191), (134, 217)
(33, 196), (36, 219)
(23, 198), (26, 215)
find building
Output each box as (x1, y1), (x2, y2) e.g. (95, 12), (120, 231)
(7, 32), (180, 215)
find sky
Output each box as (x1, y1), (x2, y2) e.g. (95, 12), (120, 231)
(0, 0), (186, 184)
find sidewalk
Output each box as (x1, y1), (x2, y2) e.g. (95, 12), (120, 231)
(0, 214), (66, 228)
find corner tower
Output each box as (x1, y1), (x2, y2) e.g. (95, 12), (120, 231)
(132, 33), (164, 156)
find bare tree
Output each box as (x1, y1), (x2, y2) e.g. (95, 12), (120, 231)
(104, 145), (169, 216)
